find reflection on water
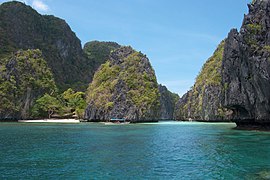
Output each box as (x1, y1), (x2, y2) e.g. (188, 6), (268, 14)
(0, 122), (269, 179)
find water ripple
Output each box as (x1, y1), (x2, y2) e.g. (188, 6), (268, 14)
(0, 122), (269, 179)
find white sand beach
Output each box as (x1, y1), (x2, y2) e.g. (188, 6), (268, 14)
(18, 119), (80, 123)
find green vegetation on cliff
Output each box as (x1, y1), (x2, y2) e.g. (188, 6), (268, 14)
(62, 88), (87, 119)
(0, 2), (124, 120)
(87, 61), (119, 109)
(31, 94), (61, 119)
(0, 49), (86, 120)
(87, 51), (160, 111)
(0, 2), (176, 121)
(195, 41), (224, 87)
(0, 49), (56, 119)
(85, 47), (160, 121)
(174, 41), (227, 121)
(32, 88), (86, 119)
(0, 1), (90, 91)
(123, 52), (160, 109)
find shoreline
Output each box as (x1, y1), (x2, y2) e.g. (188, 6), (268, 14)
(4, 120), (270, 132)
(18, 119), (80, 123)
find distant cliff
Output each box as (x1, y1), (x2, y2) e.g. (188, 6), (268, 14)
(84, 46), (160, 122)
(222, 0), (270, 129)
(174, 42), (230, 122)
(0, 1), (90, 91)
(158, 85), (179, 120)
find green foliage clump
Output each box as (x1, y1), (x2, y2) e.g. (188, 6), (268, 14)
(0, 49), (56, 118)
(105, 102), (114, 110)
(62, 88), (87, 119)
(224, 83), (229, 91)
(244, 23), (262, 49)
(32, 88), (87, 119)
(263, 45), (270, 53)
(31, 94), (61, 118)
(247, 24), (262, 34)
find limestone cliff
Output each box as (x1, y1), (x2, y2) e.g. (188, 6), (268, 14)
(222, 0), (270, 129)
(174, 42), (230, 121)
(0, 1), (90, 91)
(158, 84), (179, 120)
(84, 46), (160, 122)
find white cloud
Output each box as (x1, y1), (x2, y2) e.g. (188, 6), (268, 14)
(32, 0), (49, 12)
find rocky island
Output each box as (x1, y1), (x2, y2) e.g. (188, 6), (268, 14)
(175, 0), (270, 130)
(0, 1), (93, 91)
(0, 1), (93, 120)
(84, 46), (161, 122)
(0, 1), (177, 122)
(2, 0), (270, 129)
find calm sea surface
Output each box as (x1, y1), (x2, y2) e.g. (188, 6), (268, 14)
(0, 121), (270, 179)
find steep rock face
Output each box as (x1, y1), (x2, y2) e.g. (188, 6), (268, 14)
(174, 42), (231, 121)
(158, 84), (179, 120)
(84, 46), (160, 122)
(0, 1), (90, 91)
(174, 90), (191, 120)
(222, 0), (270, 128)
(0, 50), (56, 120)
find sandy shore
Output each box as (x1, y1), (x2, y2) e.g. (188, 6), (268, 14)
(18, 119), (80, 123)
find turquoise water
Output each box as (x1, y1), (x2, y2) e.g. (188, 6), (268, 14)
(0, 122), (270, 179)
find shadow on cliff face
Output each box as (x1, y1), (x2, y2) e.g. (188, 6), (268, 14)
(221, 0), (270, 130)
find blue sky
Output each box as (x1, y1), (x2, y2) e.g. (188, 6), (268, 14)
(1, 0), (251, 95)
